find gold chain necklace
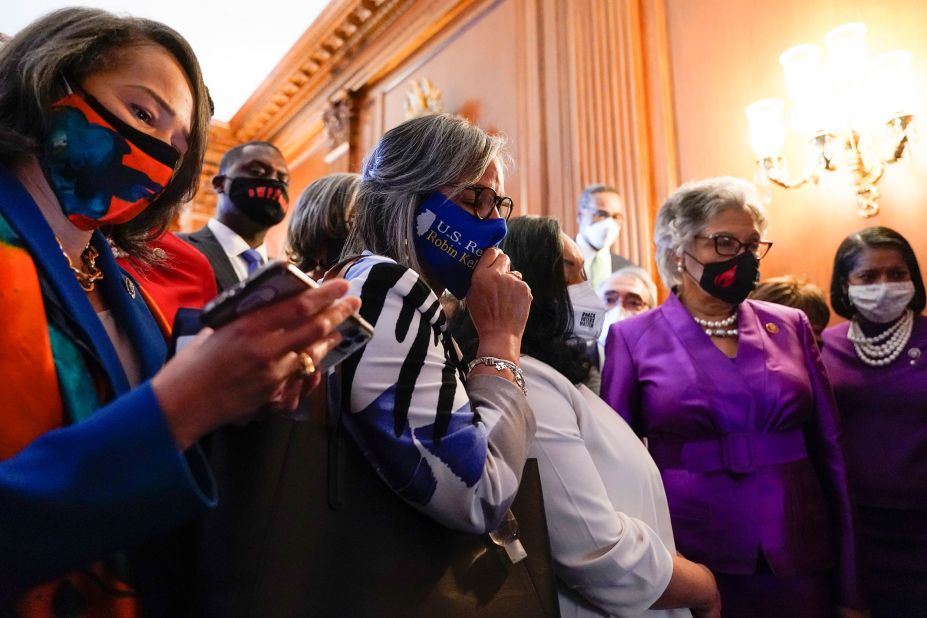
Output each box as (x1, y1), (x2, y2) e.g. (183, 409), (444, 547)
(57, 238), (104, 292)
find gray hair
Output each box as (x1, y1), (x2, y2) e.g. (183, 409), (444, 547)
(577, 183), (620, 214)
(605, 265), (659, 308)
(343, 113), (506, 273)
(654, 176), (768, 288)
(286, 172), (360, 272)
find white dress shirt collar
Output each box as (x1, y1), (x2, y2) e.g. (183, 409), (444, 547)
(207, 218), (268, 282)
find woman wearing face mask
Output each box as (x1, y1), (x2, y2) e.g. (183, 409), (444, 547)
(451, 216), (721, 617)
(822, 227), (927, 617)
(331, 114), (533, 535)
(0, 9), (359, 613)
(600, 177), (862, 617)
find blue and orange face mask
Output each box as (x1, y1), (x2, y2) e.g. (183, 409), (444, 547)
(43, 91), (180, 230)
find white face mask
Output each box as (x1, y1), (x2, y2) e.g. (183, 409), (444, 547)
(848, 281), (915, 324)
(567, 281), (607, 340)
(598, 305), (633, 346)
(580, 216), (620, 252)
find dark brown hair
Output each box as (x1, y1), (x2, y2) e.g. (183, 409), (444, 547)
(0, 8), (212, 258)
(749, 275), (830, 330)
(829, 226), (925, 319)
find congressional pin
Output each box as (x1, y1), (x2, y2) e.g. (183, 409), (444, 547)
(765, 322), (779, 334)
(908, 347), (921, 365)
(124, 276), (137, 299)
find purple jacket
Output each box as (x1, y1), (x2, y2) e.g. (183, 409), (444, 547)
(822, 315), (927, 511)
(601, 294), (860, 607)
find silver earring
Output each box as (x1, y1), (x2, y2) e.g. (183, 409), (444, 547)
(676, 262), (683, 273)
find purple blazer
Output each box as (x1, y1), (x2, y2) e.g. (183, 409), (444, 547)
(822, 315), (927, 511)
(601, 294), (860, 607)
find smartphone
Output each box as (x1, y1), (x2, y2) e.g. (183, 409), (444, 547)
(201, 260), (373, 371)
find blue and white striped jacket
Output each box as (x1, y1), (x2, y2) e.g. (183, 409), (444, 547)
(340, 254), (536, 533)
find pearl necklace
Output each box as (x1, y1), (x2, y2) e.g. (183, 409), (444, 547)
(693, 310), (738, 338)
(847, 310), (913, 367)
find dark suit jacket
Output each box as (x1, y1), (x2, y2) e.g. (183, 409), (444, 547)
(178, 226), (240, 293)
(610, 253), (634, 272)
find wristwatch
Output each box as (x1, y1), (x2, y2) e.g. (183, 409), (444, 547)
(466, 356), (527, 397)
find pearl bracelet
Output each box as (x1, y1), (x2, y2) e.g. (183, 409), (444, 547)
(466, 356), (527, 397)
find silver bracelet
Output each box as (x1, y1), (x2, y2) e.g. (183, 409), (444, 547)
(466, 356), (527, 397)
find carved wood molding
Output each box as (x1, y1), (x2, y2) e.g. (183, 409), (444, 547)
(322, 89), (355, 147)
(186, 0), (485, 229)
(229, 0), (412, 144)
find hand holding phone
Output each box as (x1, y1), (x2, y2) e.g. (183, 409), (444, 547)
(201, 260), (372, 371)
(153, 277), (361, 448)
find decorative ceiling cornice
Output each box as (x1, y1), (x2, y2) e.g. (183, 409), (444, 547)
(228, 0), (413, 144)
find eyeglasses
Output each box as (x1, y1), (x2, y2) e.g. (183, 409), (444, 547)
(695, 234), (773, 259)
(603, 292), (647, 312)
(459, 185), (515, 220)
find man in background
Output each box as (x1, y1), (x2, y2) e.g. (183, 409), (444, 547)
(575, 183), (633, 289)
(598, 266), (657, 316)
(597, 266), (659, 347)
(181, 141), (290, 292)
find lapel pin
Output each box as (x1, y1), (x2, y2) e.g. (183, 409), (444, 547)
(909, 347), (921, 365)
(123, 276), (137, 299)
(765, 322), (779, 334)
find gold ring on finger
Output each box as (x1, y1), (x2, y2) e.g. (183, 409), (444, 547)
(297, 352), (316, 377)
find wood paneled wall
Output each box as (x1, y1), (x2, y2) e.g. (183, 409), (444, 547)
(665, 0), (927, 315)
(184, 0), (927, 311)
(183, 0), (675, 275)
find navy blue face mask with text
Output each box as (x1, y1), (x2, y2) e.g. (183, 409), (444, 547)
(413, 192), (507, 298)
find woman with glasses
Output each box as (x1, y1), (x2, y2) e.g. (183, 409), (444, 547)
(600, 177), (862, 617)
(336, 113), (533, 531)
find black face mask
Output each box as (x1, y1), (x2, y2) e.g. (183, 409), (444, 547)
(227, 177), (289, 226)
(687, 250), (759, 305)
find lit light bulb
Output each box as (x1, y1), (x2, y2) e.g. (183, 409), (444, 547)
(745, 99), (786, 157)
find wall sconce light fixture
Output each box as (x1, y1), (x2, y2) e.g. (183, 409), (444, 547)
(745, 23), (916, 217)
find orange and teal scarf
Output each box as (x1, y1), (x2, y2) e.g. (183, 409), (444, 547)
(0, 211), (139, 616)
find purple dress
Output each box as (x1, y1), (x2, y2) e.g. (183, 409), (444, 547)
(822, 315), (927, 617)
(601, 294), (861, 616)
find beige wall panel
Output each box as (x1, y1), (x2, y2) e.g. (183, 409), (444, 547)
(666, 0), (927, 310)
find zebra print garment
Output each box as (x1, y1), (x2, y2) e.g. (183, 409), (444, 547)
(340, 254), (536, 534)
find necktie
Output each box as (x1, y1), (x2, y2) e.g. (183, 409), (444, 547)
(589, 250), (611, 290)
(240, 248), (263, 275)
